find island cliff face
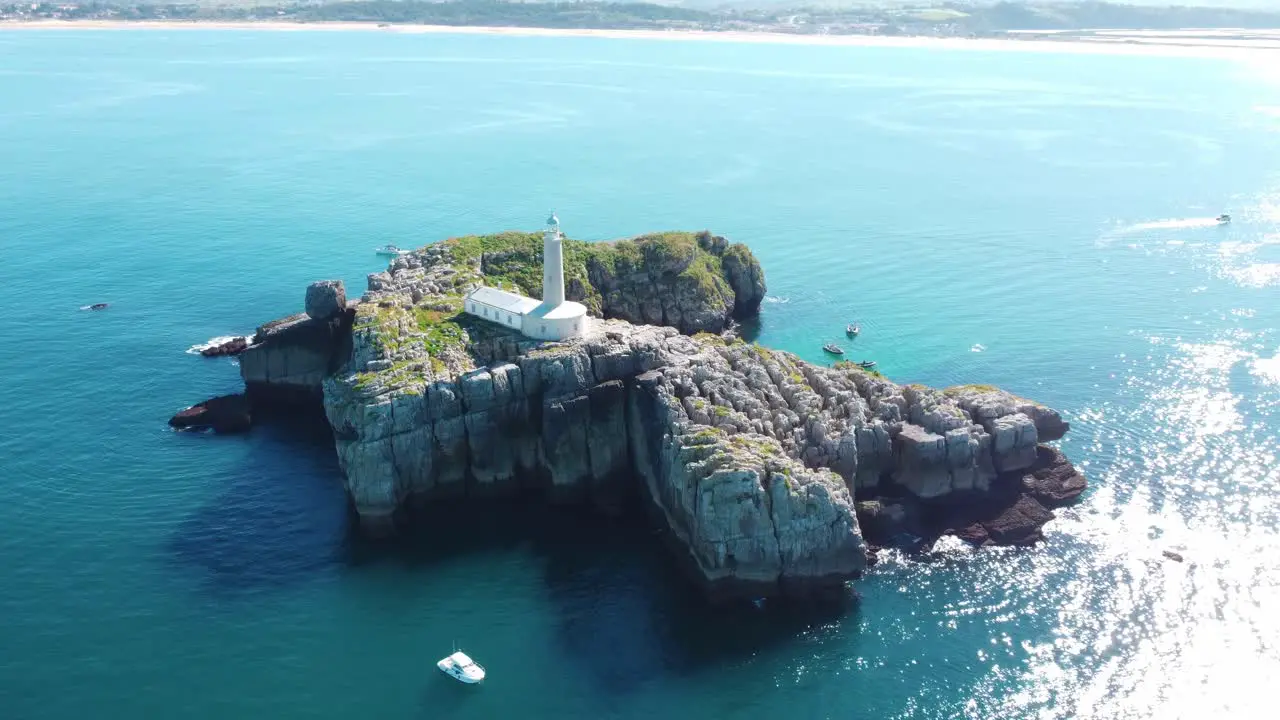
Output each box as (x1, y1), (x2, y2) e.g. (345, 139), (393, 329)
(232, 229), (1085, 601)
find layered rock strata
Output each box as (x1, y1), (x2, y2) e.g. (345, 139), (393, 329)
(212, 230), (1084, 601)
(238, 305), (356, 410)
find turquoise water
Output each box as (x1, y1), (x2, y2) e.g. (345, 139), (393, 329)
(2, 29), (1279, 719)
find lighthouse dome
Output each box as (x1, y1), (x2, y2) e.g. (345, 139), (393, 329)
(546, 212), (559, 227)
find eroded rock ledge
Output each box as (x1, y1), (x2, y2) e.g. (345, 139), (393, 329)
(217, 230), (1085, 602)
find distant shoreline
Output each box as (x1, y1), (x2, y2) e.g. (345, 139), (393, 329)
(4, 19), (1279, 58)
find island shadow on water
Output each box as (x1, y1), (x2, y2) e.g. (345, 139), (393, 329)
(357, 496), (860, 696)
(169, 417), (857, 688)
(166, 413), (350, 594)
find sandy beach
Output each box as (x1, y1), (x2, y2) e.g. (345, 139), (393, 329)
(3, 19), (1280, 59)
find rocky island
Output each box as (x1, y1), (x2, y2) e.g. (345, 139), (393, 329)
(180, 224), (1086, 602)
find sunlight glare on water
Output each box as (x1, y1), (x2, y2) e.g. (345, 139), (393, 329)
(0, 28), (1278, 720)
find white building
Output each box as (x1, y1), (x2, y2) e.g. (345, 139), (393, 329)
(462, 213), (589, 341)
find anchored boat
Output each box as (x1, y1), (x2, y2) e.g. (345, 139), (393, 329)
(846, 323), (860, 337)
(856, 360), (877, 369)
(375, 244), (408, 257)
(823, 343), (845, 355)
(437, 649), (485, 684)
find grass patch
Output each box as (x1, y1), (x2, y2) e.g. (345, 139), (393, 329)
(413, 305), (467, 357)
(352, 358), (420, 391)
(729, 434), (779, 456)
(943, 384), (1001, 396)
(692, 331), (725, 346)
(679, 252), (730, 300)
(689, 427), (724, 445)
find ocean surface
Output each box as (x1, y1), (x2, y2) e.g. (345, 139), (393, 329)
(2, 29), (1279, 720)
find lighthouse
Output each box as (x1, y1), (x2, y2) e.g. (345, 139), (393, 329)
(461, 212), (588, 341)
(542, 212), (566, 307)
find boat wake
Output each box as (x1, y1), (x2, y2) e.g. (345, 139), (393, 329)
(1115, 217), (1224, 234)
(970, 343), (987, 353)
(763, 295), (790, 304)
(187, 335), (248, 355)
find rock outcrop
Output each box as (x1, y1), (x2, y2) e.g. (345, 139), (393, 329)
(238, 282), (356, 409)
(221, 230), (1085, 602)
(323, 320), (867, 598)
(582, 230), (766, 332)
(169, 394), (252, 434)
(305, 280), (346, 320)
(401, 229), (766, 335)
(199, 336), (248, 358)
(1020, 445), (1087, 506)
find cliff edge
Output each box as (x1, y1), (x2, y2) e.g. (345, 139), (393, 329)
(223, 229), (1084, 602)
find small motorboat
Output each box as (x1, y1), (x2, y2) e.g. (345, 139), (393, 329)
(1216, 214), (1231, 224)
(375, 244), (408, 257)
(846, 323), (860, 337)
(823, 343), (845, 355)
(80, 303), (109, 311)
(437, 650), (485, 684)
(856, 360), (877, 369)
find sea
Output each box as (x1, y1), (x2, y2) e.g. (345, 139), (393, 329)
(1, 28), (1278, 720)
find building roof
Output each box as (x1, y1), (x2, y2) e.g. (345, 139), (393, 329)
(466, 286), (541, 315)
(525, 299), (587, 321)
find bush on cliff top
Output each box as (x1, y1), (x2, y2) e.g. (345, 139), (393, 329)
(432, 229), (761, 327)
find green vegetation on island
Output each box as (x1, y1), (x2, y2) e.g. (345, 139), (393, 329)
(347, 228), (764, 392)
(439, 228), (752, 320)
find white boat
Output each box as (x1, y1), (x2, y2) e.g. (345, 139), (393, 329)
(1216, 214), (1231, 224)
(437, 650), (485, 684)
(375, 244), (408, 257)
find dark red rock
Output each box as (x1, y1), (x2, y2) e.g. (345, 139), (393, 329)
(169, 394), (252, 434)
(200, 336), (249, 358)
(1021, 446), (1087, 508)
(982, 495), (1054, 546)
(951, 523), (991, 547)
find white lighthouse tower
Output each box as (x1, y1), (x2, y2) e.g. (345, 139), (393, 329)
(526, 211), (588, 340)
(541, 212), (566, 307)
